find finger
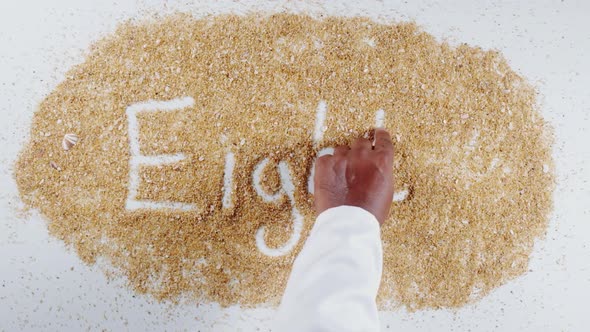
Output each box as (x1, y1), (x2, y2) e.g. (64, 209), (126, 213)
(374, 128), (394, 155)
(314, 155), (333, 195)
(316, 154), (333, 166)
(351, 138), (372, 151)
(334, 145), (350, 157)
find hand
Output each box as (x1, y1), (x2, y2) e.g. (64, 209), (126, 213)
(314, 129), (395, 225)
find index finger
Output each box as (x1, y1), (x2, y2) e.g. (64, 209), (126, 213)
(374, 128), (394, 155)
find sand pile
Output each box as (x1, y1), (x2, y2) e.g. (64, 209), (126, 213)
(15, 13), (554, 310)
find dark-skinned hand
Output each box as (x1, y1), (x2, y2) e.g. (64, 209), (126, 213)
(314, 129), (395, 225)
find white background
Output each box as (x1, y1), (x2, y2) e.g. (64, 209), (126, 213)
(1, 1), (589, 331)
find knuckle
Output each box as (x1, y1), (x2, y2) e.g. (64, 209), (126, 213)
(354, 138), (369, 146)
(317, 155), (332, 165)
(376, 150), (393, 163)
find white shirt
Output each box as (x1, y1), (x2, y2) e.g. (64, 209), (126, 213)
(274, 206), (383, 332)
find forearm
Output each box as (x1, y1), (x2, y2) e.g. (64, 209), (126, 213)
(274, 205), (383, 332)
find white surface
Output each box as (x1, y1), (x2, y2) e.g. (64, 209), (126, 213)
(0, 0), (589, 331)
(125, 97), (198, 212)
(254, 161), (304, 257)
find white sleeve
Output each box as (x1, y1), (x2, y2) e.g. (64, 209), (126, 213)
(273, 205), (383, 332)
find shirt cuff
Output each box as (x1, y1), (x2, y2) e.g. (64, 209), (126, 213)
(314, 205), (380, 234)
